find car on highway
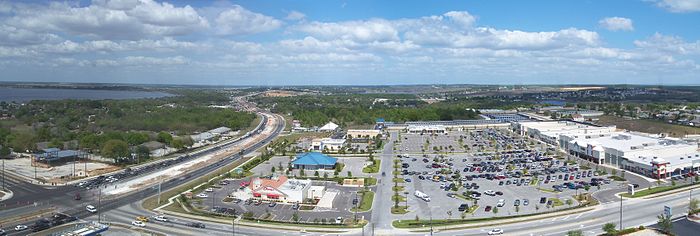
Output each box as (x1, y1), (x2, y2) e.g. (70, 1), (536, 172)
(86, 205), (97, 213)
(132, 221), (146, 227)
(488, 229), (504, 235)
(136, 216), (149, 222)
(154, 215), (168, 222)
(14, 225), (28, 231)
(187, 222), (206, 228)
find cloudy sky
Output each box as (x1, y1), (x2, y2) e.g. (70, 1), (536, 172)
(0, 0), (699, 86)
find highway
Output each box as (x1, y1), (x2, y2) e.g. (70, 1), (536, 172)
(0, 111), (286, 235)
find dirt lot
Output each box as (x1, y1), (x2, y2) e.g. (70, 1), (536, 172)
(596, 115), (700, 137)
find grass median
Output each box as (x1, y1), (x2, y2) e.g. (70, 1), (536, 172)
(362, 160), (381, 173)
(352, 190), (375, 212)
(621, 182), (699, 198)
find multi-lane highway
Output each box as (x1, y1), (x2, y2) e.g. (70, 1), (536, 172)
(0, 111), (285, 235)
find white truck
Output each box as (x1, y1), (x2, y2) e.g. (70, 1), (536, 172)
(414, 191), (431, 202)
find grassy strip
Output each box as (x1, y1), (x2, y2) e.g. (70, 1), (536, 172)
(608, 176), (626, 181)
(621, 182), (699, 198)
(362, 160), (381, 173)
(393, 178), (405, 183)
(241, 219), (367, 229)
(352, 191), (375, 212)
(392, 186), (405, 192)
(536, 187), (557, 193)
(391, 206), (409, 214)
(393, 197), (599, 229)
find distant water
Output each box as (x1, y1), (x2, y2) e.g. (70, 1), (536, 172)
(0, 87), (173, 102)
(538, 100), (567, 106)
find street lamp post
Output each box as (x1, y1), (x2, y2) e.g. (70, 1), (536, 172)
(619, 195), (623, 231)
(353, 191), (358, 223)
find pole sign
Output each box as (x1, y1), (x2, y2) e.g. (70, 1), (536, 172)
(664, 205), (672, 218)
(627, 184), (635, 196)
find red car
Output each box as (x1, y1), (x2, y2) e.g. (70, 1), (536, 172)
(485, 206), (493, 212)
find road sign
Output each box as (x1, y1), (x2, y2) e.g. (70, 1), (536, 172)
(627, 184), (635, 196)
(664, 205), (672, 218)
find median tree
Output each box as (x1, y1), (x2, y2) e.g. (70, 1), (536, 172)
(657, 214), (673, 234)
(602, 222), (617, 235)
(690, 198), (699, 215)
(566, 230), (583, 236)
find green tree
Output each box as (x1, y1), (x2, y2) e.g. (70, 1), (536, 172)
(657, 214), (672, 234)
(347, 171), (352, 177)
(156, 132), (173, 145)
(101, 139), (129, 162)
(172, 139), (185, 149)
(566, 230), (583, 236)
(10, 132), (36, 152)
(602, 222), (617, 235)
(690, 198), (700, 214)
(0, 145), (11, 158)
(135, 145), (150, 161)
(492, 207), (498, 215)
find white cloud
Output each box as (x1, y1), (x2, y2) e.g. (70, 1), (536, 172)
(634, 33), (700, 55)
(215, 5), (282, 35)
(5, 0), (208, 40)
(443, 11), (477, 28)
(294, 19), (400, 42)
(654, 0), (700, 13)
(599, 17), (634, 31)
(285, 10), (306, 21)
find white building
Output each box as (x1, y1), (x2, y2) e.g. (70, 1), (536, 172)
(518, 121), (700, 179)
(319, 122), (339, 132)
(407, 125), (447, 134)
(310, 138), (346, 152)
(248, 176), (326, 204)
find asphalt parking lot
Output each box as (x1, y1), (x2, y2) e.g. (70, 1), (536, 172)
(394, 129), (616, 219)
(190, 178), (369, 224)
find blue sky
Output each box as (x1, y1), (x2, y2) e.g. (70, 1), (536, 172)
(0, 0), (699, 85)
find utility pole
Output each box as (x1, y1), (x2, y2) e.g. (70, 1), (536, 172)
(232, 210), (236, 236)
(430, 216), (434, 236)
(2, 159), (4, 191)
(98, 188), (102, 223)
(619, 195), (623, 231)
(353, 191), (358, 223)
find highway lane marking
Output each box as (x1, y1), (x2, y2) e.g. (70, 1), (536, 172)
(574, 213), (584, 219)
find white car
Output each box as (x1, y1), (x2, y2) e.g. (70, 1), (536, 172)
(196, 193), (208, 198)
(488, 229), (504, 235)
(497, 199), (505, 207)
(205, 188), (214, 192)
(132, 221), (146, 227)
(14, 225), (28, 231)
(483, 190), (495, 196)
(154, 215), (168, 222)
(335, 217), (343, 224)
(86, 205), (97, 213)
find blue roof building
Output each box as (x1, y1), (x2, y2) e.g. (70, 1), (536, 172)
(292, 152), (337, 170)
(35, 148), (81, 162)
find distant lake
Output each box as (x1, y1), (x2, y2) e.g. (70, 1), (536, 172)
(0, 87), (174, 102)
(538, 100), (567, 106)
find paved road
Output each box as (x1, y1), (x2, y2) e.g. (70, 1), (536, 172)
(367, 131), (397, 235)
(0, 111), (285, 235)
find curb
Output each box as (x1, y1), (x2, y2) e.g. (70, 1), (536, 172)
(0, 189), (13, 202)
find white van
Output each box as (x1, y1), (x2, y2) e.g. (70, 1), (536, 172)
(86, 205), (97, 213)
(414, 191), (431, 202)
